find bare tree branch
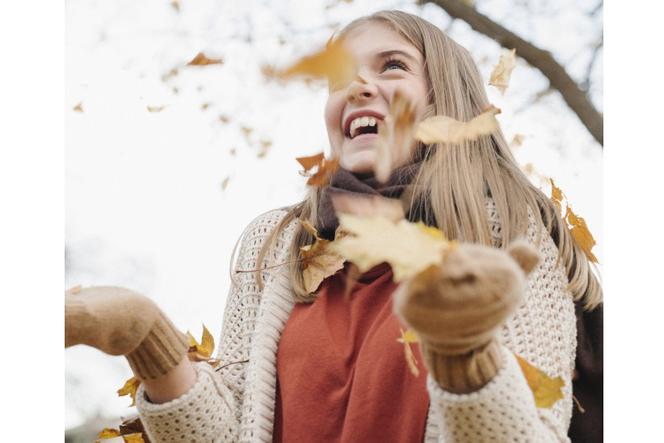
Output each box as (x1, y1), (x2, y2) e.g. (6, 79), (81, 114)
(581, 37), (603, 92)
(420, 0), (603, 146)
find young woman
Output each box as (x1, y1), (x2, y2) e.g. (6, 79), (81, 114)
(65, 10), (602, 442)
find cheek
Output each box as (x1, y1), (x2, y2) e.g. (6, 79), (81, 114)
(324, 95), (343, 145)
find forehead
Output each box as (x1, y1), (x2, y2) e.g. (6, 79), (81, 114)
(342, 21), (422, 64)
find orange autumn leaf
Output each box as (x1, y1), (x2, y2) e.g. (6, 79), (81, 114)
(296, 152), (339, 187)
(489, 48), (517, 94)
(98, 428), (121, 438)
(73, 102), (83, 113)
(117, 376), (141, 407)
(549, 178), (565, 215)
(187, 52), (223, 66)
(267, 37), (357, 89)
(122, 433), (145, 443)
(415, 106), (501, 145)
(514, 353), (565, 408)
(299, 219), (345, 294)
(375, 90), (417, 183)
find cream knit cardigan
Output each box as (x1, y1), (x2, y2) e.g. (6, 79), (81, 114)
(136, 199), (577, 442)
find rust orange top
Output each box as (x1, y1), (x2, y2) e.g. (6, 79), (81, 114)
(273, 262), (430, 443)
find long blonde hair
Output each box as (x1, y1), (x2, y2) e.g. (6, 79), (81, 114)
(253, 10), (602, 309)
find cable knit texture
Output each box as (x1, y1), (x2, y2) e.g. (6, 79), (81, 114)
(136, 198), (576, 442)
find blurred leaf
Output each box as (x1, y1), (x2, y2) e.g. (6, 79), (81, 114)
(375, 90), (417, 183)
(146, 105), (165, 113)
(511, 134), (525, 147)
(221, 176), (230, 191)
(187, 52), (223, 66)
(73, 102), (83, 113)
(296, 152), (339, 187)
(514, 353), (565, 408)
(489, 48), (516, 94)
(416, 106), (501, 144)
(98, 428), (121, 438)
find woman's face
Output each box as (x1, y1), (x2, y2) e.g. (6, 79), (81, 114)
(325, 21), (429, 174)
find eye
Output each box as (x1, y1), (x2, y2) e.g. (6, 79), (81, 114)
(381, 57), (408, 72)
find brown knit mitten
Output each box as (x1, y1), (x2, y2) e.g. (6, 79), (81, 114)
(393, 240), (540, 393)
(65, 285), (189, 380)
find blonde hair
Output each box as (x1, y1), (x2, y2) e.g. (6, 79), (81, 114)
(253, 10), (602, 310)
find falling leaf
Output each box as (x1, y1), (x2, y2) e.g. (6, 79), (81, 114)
(549, 179), (598, 263)
(219, 114), (231, 124)
(397, 328), (420, 376)
(186, 324), (217, 363)
(258, 139), (272, 158)
(73, 102), (83, 113)
(171, 86), (179, 95)
(201, 102), (211, 111)
(330, 214), (455, 282)
(240, 125), (253, 137)
(267, 37), (357, 89)
(117, 376), (141, 407)
(98, 428), (121, 438)
(511, 134), (525, 147)
(299, 220), (345, 293)
(514, 353), (565, 408)
(170, 0), (180, 13)
(375, 90), (417, 183)
(229, 147), (237, 157)
(296, 152), (340, 187)
(415, 106), (501, 145)
(221, 176), (230, 191)
(489, 48), (516, 94)
(187, 52), (224, 66)
(161, 67), (178, 82)
(330, 194), (405, 222)
(146, 105), (166, 113)
(566, 207), (598, 263)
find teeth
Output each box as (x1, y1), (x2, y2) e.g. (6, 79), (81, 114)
(349, 115), (378, 139)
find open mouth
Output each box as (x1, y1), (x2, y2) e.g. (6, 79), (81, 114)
(344, 115), (383, 140)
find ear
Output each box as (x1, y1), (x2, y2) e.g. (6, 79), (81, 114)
(507, 239), (541, 276)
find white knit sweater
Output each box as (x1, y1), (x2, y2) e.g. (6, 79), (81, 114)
(136, 199), (577, 442)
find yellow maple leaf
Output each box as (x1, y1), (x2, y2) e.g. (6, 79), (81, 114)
(415, 106), (501, 145)
(375, 90), (417, 183)
(330, 214), (455, 282)
(98, 428), (121, 438)
(299, 220), (345, 293)
(514, 353), (565, 408)
(122, 433), (145, 443)
(186, 324), (215, 362)
(267, 37), (357, 90)
(397, 328), (420, 377)
(117, 376), (141, 407)
(566, 206), (598, 263)
(489, 48), (517, 94)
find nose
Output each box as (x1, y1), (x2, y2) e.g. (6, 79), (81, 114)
(346, 71), (378, 102)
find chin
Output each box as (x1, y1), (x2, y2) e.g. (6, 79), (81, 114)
(340, 150), (376, 175)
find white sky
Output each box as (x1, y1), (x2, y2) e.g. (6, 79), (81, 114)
(65, 0), (603, 429)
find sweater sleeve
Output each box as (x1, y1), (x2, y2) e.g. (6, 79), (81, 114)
(135, 209), (289, 443)
(425, 205), (577, 442)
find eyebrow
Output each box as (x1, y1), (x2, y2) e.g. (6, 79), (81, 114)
(376, 49), (419, 64)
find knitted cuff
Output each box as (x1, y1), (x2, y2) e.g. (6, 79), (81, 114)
(421, 338), (504, 394)
(125, 310), (189, 380)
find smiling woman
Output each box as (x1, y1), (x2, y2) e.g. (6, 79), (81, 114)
(64, 9), (602, 443)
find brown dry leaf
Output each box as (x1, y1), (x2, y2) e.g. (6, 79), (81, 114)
(147, 105), (165, 113)
(98, 428), (121, 439)
(375, 90), (417, 183)
(187, 52), (224, 66)
(221, 176), (230, 191)
(270, 38), (357, 89)
(489, 48), (516, 94)
(186, 324), (215, 362)
(219, 114), (230, 124)
(300, 220), (345, 293)
(170, 0), (180, 13)
(258, 139), (272, 158)
(331, 194), (405, 222)
(511, 134), (525, 147)
(514, 353), (565, 408)
(397, 328), (420, 376)
(201, 102), (211, 111)
(415, 106), (501, 145)
(330, 214), (455, 282)
(117, 376), (141, 407)
(296, 152), (339, 187)
(161, 67), (178, 82)
(73, 102), (83, 113)
(566, 207), (598, 263)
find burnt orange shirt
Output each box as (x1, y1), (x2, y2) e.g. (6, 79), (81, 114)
(273, 262), (430, 443)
